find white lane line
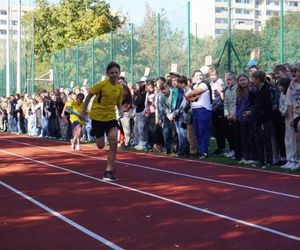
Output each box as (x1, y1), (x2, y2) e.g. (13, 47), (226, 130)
(1, 139), (300, 200)
(0, 180), (125, 250)
(1, 148), (300, 242)
(32, 136), (300, 178)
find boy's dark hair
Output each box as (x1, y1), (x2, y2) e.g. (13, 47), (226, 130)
(273, 64), (287, 73)
(106, 61), (121, 74)
(191, 69), (203, 78)
(178, 75), (188, 85)
(252, 70), (266, 83)
(278, 78), (291, 95)
(171, 73), (180, 80)
(77, 93), (85, 101)
(294, 63), (300, 71)
(208, 67), (218, 76)
(155, 76), (166, 83)
(248, 65), (259, 71)
(158, 81), (168, 91)
(145, 79), (155, 88)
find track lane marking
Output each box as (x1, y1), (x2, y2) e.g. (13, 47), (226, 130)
(0, 180), (125, 250)
(1, 139), (300, 200)
(1, 148), (300, 242)
(33, 136), (300, 177)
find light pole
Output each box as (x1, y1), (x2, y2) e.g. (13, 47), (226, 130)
(6, 0), (10, 97)
(17, 0), (21, 94)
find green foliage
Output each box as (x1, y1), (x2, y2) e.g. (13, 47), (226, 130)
(19, 5), (300, 92)
(22, 0), (123, 60)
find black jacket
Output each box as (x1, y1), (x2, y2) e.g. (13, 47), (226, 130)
(252, 83), (273, 126)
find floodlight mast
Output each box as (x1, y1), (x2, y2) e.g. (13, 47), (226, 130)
(17, 0), (21, 94)
(6, 0), (10, 97)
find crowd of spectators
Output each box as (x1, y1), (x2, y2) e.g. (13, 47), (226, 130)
(1, 63), (299, 170)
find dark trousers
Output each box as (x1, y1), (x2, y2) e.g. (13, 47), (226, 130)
(272, 111), (286, 158)
(212, 109), (225, 150)
(240, 123), (256, 161)
(162, 115), (171, 153)
(225, 119), (241, 158)
(254, 121), (273, 165)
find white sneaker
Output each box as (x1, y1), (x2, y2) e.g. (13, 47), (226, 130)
(239, 159), (247, 164)
(75, 144), (80, 151)
(134, 145), (145, 151)
(281, 161), (292, 169)
(226, 150), (235, 158)
(290, 162), (300, 170)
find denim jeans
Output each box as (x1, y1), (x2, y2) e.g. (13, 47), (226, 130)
(162, 114), (171, 153)
(134, 112), (147, 146)
(192, 108), (212, 155)
(42, 117), (49, 137)
(174, 114), (189, 154)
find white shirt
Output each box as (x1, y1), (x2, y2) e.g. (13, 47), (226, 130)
(191, 82), (212, 111)
(286, 80), (300, 119)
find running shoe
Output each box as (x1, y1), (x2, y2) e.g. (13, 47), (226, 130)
(102, 171), (118, 182)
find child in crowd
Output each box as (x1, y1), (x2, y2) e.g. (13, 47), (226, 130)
(278, 78), (297, 169)
(286, 64), (300, 170)
(251, 71), (273, 168)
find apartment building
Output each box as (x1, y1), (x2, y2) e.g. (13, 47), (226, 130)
(0, 3), (33, 40)
(191, 0), (300, 38)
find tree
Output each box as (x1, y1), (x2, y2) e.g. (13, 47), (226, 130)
(23, 0), (123, 60)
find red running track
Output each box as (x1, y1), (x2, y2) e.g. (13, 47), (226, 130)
(0, 134), (300, 250)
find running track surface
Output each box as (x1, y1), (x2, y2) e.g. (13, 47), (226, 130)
(1, 134), (300, 250)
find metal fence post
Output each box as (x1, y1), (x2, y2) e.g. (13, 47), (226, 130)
(130, 23), (134, 83)
(76, 44), (79, 86)
(156, 13), (161, 76)
(110, 30), (114, 62)
(280, 0), (284, 63)
(92, 37), (95, 85)
(187, 1), (191, 77)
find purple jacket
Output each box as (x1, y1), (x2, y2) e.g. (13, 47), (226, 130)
(236, 94), (254, 124)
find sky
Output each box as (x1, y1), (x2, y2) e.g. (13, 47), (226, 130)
(18, 0), (188, 24)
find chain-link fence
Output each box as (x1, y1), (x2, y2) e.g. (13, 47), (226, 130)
(1, 1), (300, 96)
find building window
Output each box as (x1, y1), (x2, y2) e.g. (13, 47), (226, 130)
(266, 10), (279, 16)
(255, 10), (261, 18)
(11, 20), (17, 26)
(266, 0), (279, 5)
(0, 10), (7, 15)
(0, 20), (7, 25)
(235, 8), (252, 14)
(0, 29), (6, 34)
(215, 29), (225, 35)
(255, 21), (261, 29)
(216, 7), (228, 13)
(236, 0), (252, 3)
(216, 0), (228, 2)
(289, 1), (299, 7)
(215, 18), (228, 24)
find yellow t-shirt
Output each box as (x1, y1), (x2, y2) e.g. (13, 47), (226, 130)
(67, 100), (84, 125)
(89, 79), (123, 121)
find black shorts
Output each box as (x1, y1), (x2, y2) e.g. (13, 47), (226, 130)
(72, 120), (81, 129)
(293, 116), (300, 132)
(91, 120), (119, 138)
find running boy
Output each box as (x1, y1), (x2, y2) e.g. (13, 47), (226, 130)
(81, 62), (124, 182)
